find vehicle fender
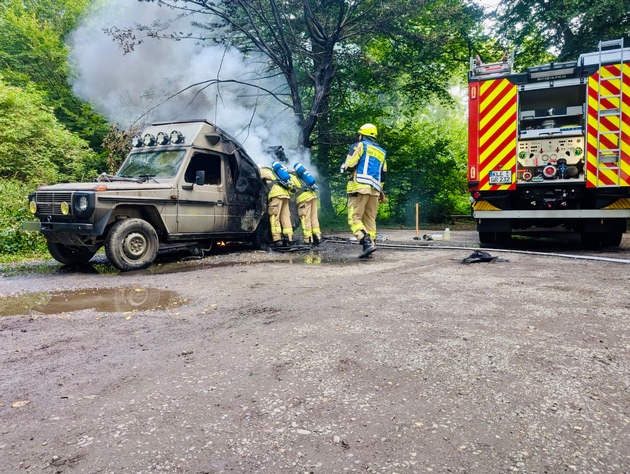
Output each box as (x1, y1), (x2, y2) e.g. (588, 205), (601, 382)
(101, 205), (168, 238)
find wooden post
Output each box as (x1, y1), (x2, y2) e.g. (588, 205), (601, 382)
(415, 203), (419, 238)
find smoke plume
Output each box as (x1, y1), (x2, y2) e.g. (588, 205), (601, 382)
(68, 0), (310, 165)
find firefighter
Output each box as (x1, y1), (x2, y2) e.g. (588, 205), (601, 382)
(340, 123), (387, 258)
(289, 163), (322, 246)
(259, 163), (295, 247)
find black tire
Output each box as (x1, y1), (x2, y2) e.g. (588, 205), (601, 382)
(580, 232), (601, 249)
(251, 215), (272, 250)
(495, 232), (511, 244)
(479, 232), (495, 245)
(47, 241), (97, 265)
(601, 232), (622, 247)
(105, 218), (158, 271)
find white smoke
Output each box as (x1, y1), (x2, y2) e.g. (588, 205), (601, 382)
(68, 0), (312, 166)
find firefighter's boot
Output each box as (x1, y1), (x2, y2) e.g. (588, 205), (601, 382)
(270, 240), (285, 249)
(312, 235), (321, 247)
(359, 234), (376, 258)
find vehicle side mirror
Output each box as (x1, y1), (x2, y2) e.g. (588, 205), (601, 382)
(195, 170), (206, 186)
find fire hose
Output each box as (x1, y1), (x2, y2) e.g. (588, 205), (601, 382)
(323, 236), (630, 265)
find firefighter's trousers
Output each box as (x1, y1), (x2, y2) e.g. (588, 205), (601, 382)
(268, 196), (293, 242)
(347, 192), (378, 240)
(297, 197), (321, 243)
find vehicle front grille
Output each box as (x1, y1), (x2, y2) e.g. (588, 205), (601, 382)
(35, 192), (73, 216)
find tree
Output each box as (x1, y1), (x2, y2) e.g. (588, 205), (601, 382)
(0, 0), (110, 151)
(306, 0), (484, 213)
(494, 0), (630, 64)
(118, 1), (481, 148)
(0, 78), (98, 184)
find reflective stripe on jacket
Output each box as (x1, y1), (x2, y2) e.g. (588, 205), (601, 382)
(260, 167), (291, 200)
(289, 173), (317, 204)
(343, 138), (387, 194)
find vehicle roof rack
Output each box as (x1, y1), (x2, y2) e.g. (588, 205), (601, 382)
(469, 51), (514, 78)
(578, 38), (628, 66)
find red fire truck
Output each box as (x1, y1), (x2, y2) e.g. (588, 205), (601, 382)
(468, 39), (630, 246)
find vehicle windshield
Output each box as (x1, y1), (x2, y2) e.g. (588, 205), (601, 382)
(117, 150), (186, 179)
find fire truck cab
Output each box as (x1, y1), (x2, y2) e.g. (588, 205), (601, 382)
(468, 39), (630, 246)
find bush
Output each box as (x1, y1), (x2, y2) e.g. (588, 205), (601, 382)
(0, 78), (99, 185)
(0, 179), (46, 256)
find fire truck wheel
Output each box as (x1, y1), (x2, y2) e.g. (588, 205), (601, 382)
(580, 232), (601, 249)
(601, 232), (622, 247)
(478, 232), (495, 244)
(47, 241), (97, 265)
(105, 218), (158, 271)
(495, 232), (511, 244)
(251, 214), (272, 250)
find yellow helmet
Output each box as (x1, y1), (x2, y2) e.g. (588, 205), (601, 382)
(358, 123), (378, 138)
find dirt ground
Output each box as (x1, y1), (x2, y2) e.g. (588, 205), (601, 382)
(1, 230), (629, 473)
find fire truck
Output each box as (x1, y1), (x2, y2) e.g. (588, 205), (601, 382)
(468, 39), (630, 246)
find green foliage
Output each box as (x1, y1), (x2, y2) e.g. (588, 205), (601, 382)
(494, 0), (630, 64)
(0, 179), (46, 256)
(383, 97), (470, 225)
(0, 0), (110, 152)
(0, 78), (99, 184)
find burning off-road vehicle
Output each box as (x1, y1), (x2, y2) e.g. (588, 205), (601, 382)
(24, 120), (270, 271)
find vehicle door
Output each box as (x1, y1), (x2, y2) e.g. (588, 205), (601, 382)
(177, 151), (227, 234)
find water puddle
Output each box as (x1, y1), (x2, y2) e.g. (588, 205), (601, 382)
(0, 287), (184, 317)
(146, 253), (360, 274)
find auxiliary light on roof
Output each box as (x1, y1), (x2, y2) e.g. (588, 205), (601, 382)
(130, 130), (185, 147)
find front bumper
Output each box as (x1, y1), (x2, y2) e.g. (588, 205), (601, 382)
(23, 221), (95, 233)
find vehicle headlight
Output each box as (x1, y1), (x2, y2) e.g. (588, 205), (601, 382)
(170, 130), (184, 144)
(156, 132), (170, 145)
(29, 200), (37, 213)
(143, 133), (156, 146)
(72, 193), (95, 218)
(131, 135), (143, 147)
(77, 195), (89, 212)
(60, 202), (70, 215)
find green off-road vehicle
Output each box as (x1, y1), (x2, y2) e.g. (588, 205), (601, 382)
(24, 120), (270, 271)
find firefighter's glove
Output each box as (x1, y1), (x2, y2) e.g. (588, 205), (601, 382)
(339, 165), (346, 174)
(379, 191), (387, 204)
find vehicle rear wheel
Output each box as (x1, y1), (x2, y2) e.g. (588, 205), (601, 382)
(601, 232), (622, 247)
(251, 215), (271, 250)
(47, 241), (97, 265)
(479, 232), (495, 245)
(580, 232), (601, 248)
(495, 232), (511, 244)
(105, 218), (158, 271)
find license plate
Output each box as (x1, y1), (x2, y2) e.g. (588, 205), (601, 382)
(489, 170), (512, 184)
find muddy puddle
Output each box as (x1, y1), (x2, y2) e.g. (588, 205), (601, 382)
(0, 287), (184, 317)
(147, 252), (360, 274)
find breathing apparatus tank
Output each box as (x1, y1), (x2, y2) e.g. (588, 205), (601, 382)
(293, 163), (317, 189)
(272, 161), (292, 186)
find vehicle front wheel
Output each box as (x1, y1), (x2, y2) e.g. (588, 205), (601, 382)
(47, 241), (97, 265)
(105, 218), (158, 271)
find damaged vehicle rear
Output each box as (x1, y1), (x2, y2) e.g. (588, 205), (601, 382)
(24, 120), (270, 271)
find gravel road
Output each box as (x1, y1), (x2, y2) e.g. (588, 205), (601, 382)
(1, 231), (629, 473)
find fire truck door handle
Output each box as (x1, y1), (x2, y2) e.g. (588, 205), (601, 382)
(216, 200), (224, 207)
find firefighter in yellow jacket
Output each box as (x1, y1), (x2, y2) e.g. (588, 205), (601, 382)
(259, 163), (295, 247)
(289, 163), (322, 246)
(340, 123), (387, 258)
